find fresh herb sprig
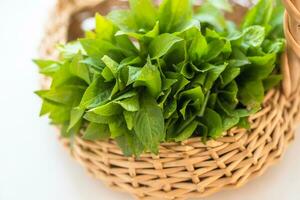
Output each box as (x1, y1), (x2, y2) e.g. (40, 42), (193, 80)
(36, 0), (285, 156)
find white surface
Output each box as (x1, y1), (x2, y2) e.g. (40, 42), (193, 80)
(0, 1), (300, 200)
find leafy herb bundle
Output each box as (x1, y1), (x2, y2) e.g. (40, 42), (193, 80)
(36, 0), (285, 156)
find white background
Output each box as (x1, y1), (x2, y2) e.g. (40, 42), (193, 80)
(0, 1), (300, 200)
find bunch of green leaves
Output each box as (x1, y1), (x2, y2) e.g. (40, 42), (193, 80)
(35, 0), (285, 156)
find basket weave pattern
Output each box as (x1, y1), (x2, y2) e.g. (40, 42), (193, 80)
(40, 0), (300, 199)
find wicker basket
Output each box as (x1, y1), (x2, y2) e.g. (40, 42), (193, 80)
(39, 0), (300, 199)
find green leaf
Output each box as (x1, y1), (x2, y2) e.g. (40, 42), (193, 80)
(115, 34), (139, 57)
(90, 101), (122, 116)
(263, 38), (285, 53)
(194, 3), (226, 31)
(188, 31), (208, 62)
(220, 66), (240, 88)
(203, 63), (227, 91)
(201, 108), (223, 138)
(120, 56), (143, 67)
(127, 66), (141, 85)
(34, 59), (60, 76)
(79, 76), (113, 109)
(134, 95), (164, 153)
(116, 132), (144, 157)
(108, 10), (137, 32)
(229, 48), (250, 66)
(80, 39), (123, 61)
(89, 91), (139, 115)
(174, 121), (198, 142)
(115, 21), (160, 41)
(237, 117), (251, 130)
(263, 74), (282, 90)
(179, 99), (191, 119)
(83, 123), (110, 140)
(115, 95), (140, 112)
(162, 78), (178, 91)
(159, 0), (193, 33)
(51, 62), (73, 87)
(242, 53), (276, 80)
(242, 26), (265, 48)
(84, 112), (116, 124)
(228, 59), (250, 68)
(149, 33), (183, 59)
(123, 111), (135, 130)
(58, 41), (85, 59)
(268, 0), (284, 38)
(164, 99), (177, 119)
(68, 107), (85, 131)
(171, 74), (190, 97)
(114, 90), (138, 101)
(176, 19), (201, 33)
(80, 57), (104, 72)
(129, 0), (157, 29)
(70, 52), (91, 84)
(241, 0), (273, 29)
(222, 115), (239, 130)
(101, 66), (114, 82)
(61, 120), (81, 138)
(39, 100), (53, 116)
(204, 39), (226, 61)
(85, 30), (96, 39)
(108, 118), (128, 138)
(179, 86), (205, 116)
(101, 55), (120, 77)
(163, 40), (186, 66)
(219, 81), (239, 105)
(95, 13), (117, 41)
(179, 86), (204, 103)
(38, 85), (84, 106)
(238, 80), (264, 108)
(133, 59), (161, 97)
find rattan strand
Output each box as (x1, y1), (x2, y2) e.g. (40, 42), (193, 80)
(39, 0), (300, 199)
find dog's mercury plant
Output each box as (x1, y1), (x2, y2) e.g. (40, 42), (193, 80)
(36, 0), (285, 156)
